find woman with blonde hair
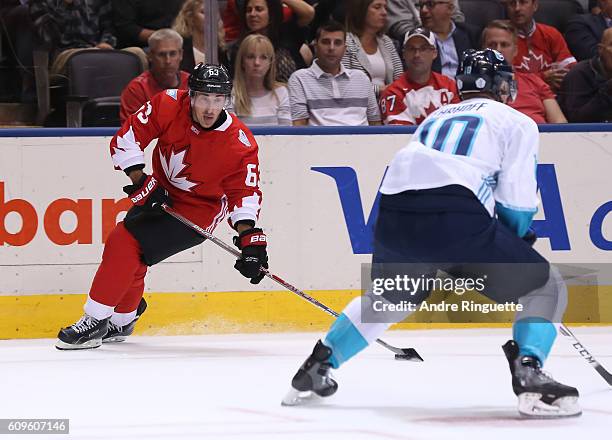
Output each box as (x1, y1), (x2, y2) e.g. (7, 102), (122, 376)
(173, 0), (229, 71)
(232, 34), (291, 125)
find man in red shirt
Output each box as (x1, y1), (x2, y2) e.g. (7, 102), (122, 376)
(379, 27), (459, 126)
(56, 64), (268, 350)
(120, 28), (190, 122)
(504, 0), (577, 91)
(482, 20), (567, 123)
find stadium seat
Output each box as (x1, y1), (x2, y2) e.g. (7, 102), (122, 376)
(534, 0), (584, 33)
(459, 0), (506, 35)
(64, 50), (142, 127)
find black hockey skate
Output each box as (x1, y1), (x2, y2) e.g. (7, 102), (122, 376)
(55, 315), (109, 350)
(282, 340), (338, 406)
(103, 298), (148, 343)
(502, 340), (581, 418)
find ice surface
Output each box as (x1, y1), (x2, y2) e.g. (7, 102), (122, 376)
(1, 327), (610, 439)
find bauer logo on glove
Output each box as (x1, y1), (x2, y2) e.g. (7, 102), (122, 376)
(130, 176), (158, 204)
(123, 173), (172, 211)
(233, 228), (268, 284)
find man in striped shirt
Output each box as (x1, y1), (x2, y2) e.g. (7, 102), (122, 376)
(288, 21), (381, 126)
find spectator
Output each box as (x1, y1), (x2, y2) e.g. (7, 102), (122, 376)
(558, 27), (612, 122)
(229, 0), (314, 82)
(342, 0), (404, 97)
(504, 0), (577, 91)
(380, 27), (459, 125)
(483, 20), (567, 123)
(387, 0), (465, 43)
(119, 29), (189, 122)
(112, 0), (183, 48)
(29, 0), (116, 76)
(288, 21), (381, 126)
(223, 0), (314, 44)
(173, 0), (228, 72)
(0, 0), (35, 102)
(231, 34), (291, 125)
(565, 0), (612, 61)
(418, 0), (478, 78)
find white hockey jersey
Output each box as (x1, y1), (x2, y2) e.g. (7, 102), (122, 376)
(380, 97), (539, 224)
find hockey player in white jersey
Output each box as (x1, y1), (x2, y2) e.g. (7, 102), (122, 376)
(283, 49), (580, 418)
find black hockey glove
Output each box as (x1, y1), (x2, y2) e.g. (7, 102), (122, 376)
(123, 173), (171, 211)
(233, 227), (268, 284)
(522, 227), (537, 246)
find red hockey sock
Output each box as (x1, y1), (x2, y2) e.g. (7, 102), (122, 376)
(89, 222), (147, 311)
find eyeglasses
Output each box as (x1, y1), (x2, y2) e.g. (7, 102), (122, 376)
(416, 1), (450, 9)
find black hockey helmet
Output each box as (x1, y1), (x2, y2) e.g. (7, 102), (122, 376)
(456, 49), (517, 103)
(188, 63), (232, 96)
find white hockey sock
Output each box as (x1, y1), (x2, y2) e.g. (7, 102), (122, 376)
(83, 296), (114, 321)
(110, 310), (138, 327)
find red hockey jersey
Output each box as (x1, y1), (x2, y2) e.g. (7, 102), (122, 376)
(513, 23), (576, 75)
(110, 89), (262, 233)
(120, 70), (190, 123)
(509, 71), (555, 124)
(379, 72), (459, 126)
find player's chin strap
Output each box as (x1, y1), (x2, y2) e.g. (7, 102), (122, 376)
(160, 204), (423, 362)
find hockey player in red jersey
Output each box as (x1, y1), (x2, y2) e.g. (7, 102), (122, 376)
(56, 64), (268, 350)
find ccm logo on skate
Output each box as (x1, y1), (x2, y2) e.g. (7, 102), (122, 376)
(131, 177), (157, 204)
(0, 182), (131, 246)
(312, 165), (612, 253)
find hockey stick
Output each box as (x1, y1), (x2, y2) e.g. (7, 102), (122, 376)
(160, 204), (423, 362)
(559, 324), (612, 386)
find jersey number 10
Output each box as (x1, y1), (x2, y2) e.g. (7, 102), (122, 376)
(418, 115), (483, 156)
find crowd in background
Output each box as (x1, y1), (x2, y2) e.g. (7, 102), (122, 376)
(0, 0), (611, 127)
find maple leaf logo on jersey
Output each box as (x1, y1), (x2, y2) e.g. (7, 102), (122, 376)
(517, 51), (549, 73)
(111, 125), (143, 165)
(391, 87), (452, 125)
(113, 125), (140, 154)
(159, 148), (199, 192)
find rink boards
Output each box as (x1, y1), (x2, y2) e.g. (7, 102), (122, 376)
(1, 126), (611, 338)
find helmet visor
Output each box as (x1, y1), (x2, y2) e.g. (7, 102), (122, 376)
(190, 91), (230, 113)
(494, 72), (518, 104)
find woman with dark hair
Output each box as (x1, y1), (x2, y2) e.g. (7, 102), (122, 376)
(229, 0), (314, 82)
(342, 0), (403, 97)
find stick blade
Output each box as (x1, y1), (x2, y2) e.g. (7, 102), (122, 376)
(394, 348), (424, 362)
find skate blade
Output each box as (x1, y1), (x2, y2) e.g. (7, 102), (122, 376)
(281, 387), (323, 406)
(518, 393), (582, 418)
(102, 336), (127, 343)
(55, 338), (102, 350)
